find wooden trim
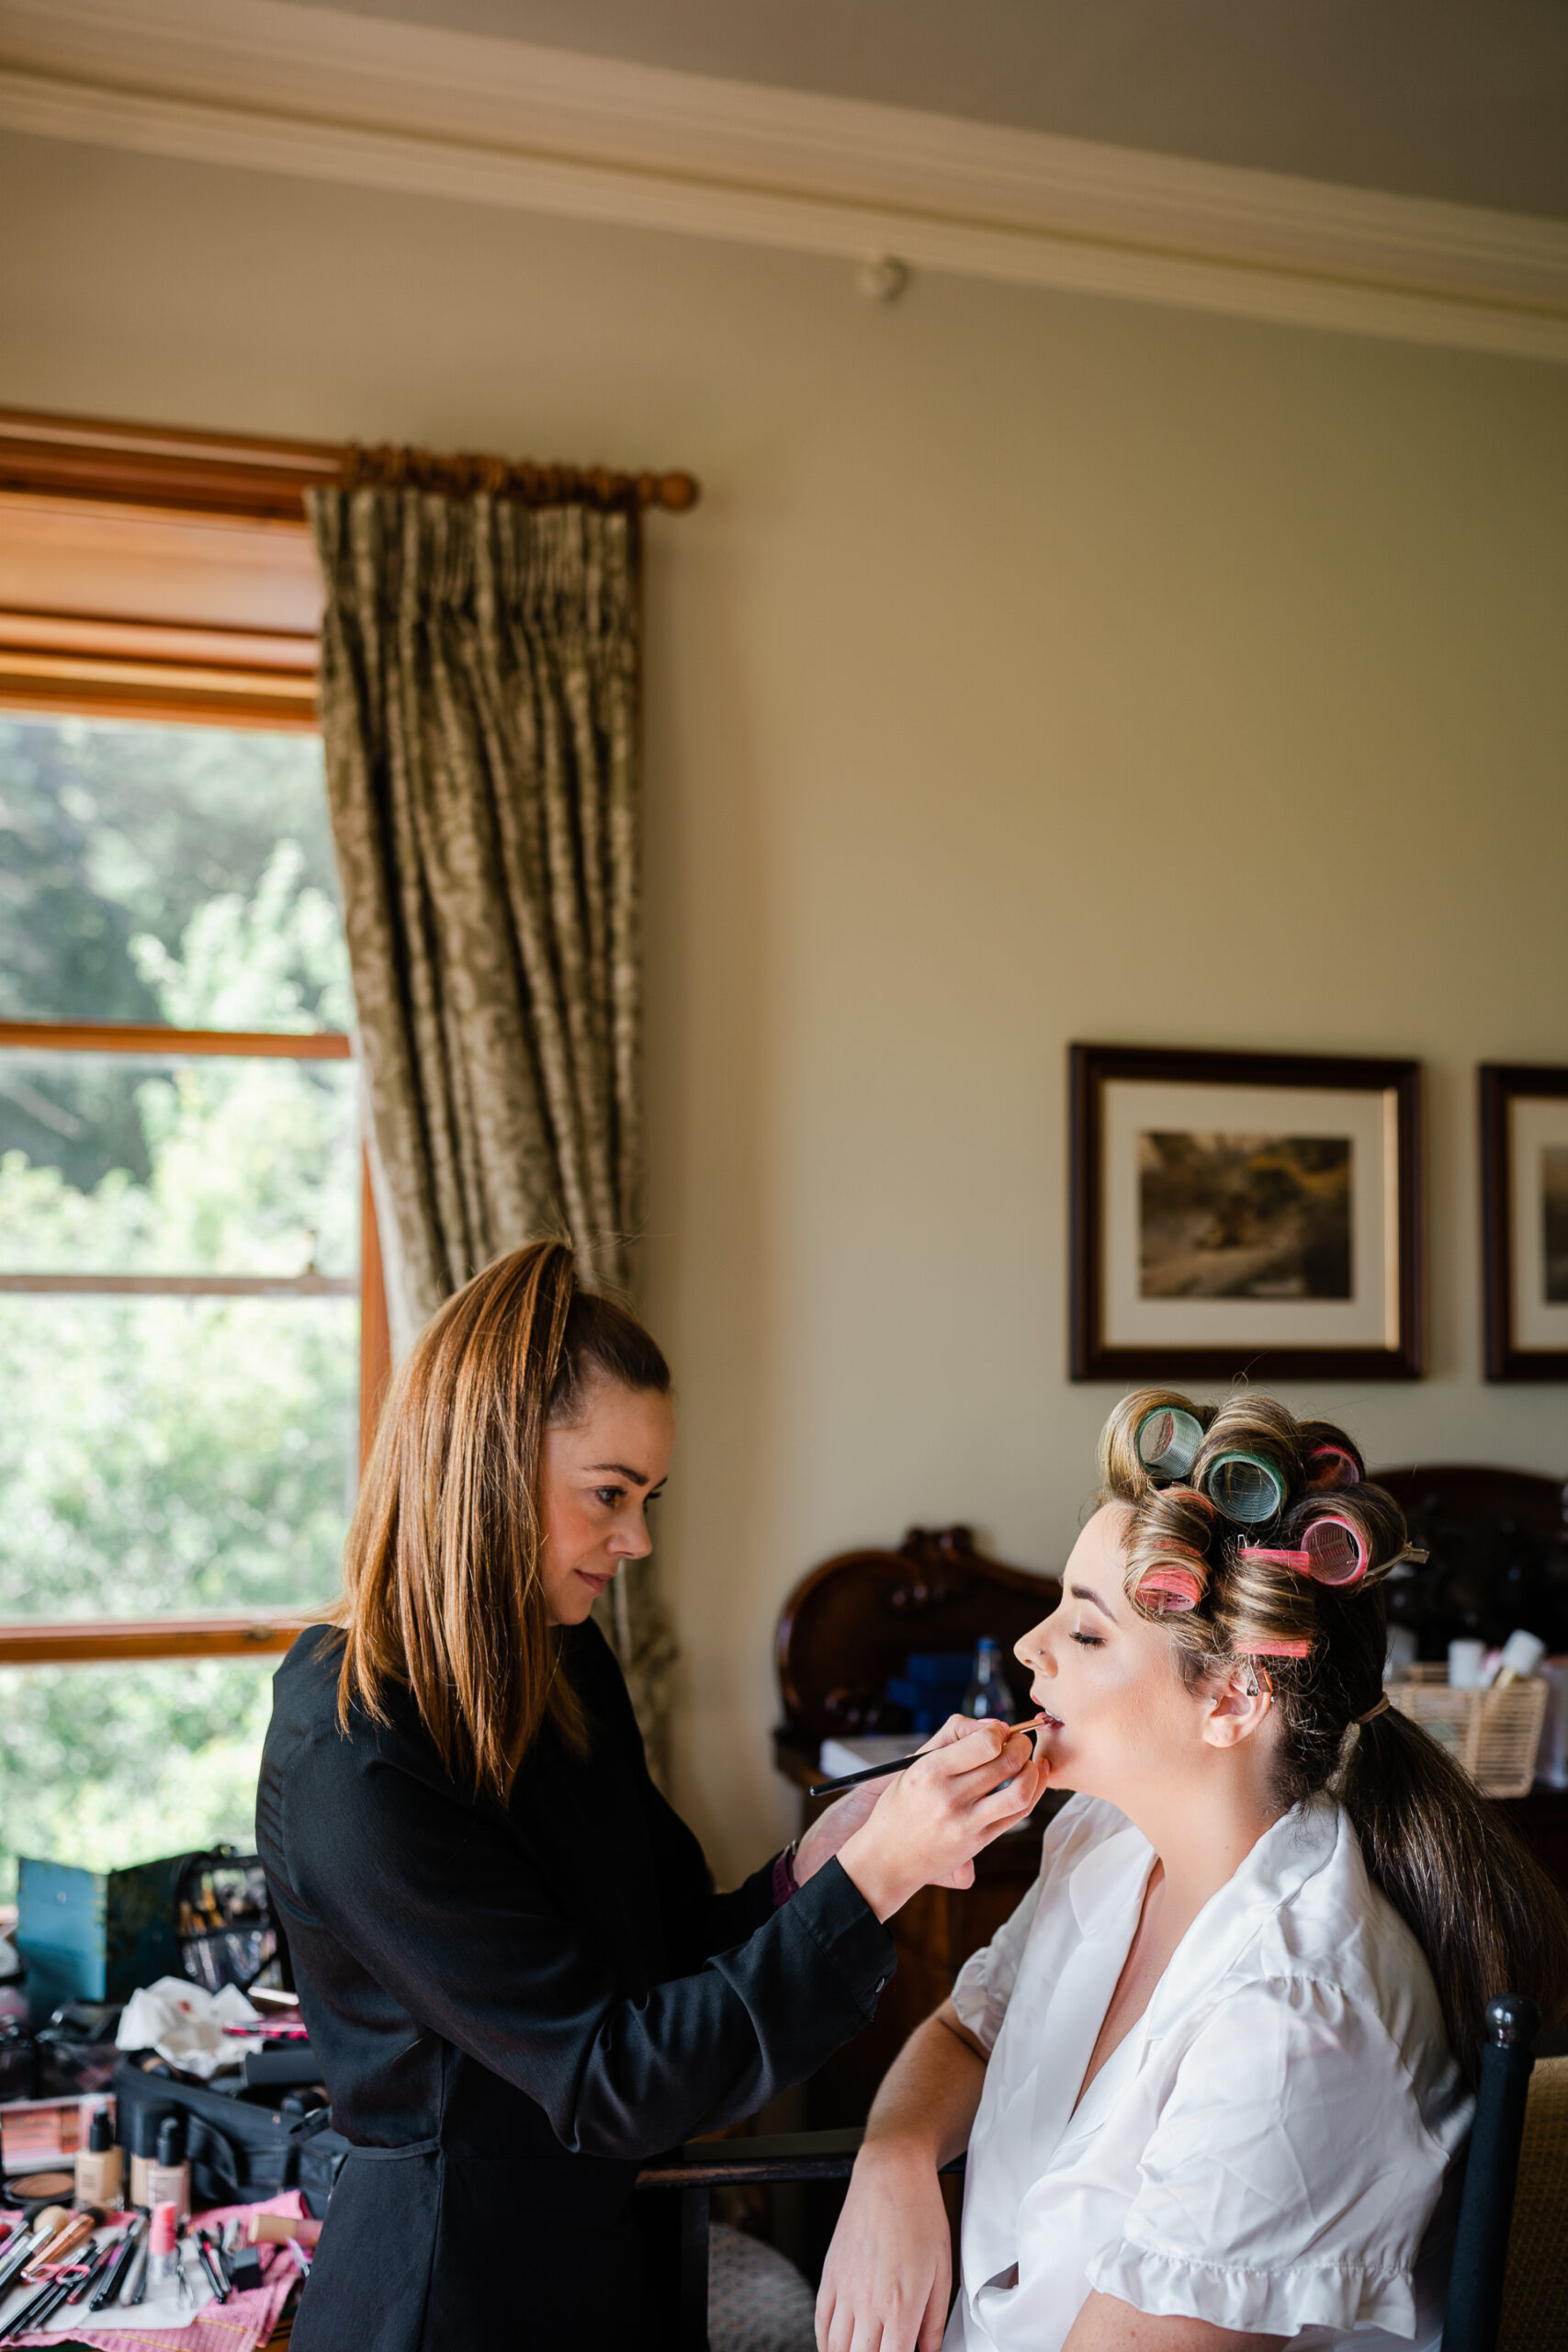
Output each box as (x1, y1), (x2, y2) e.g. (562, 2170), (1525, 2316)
(0, 408), (699, 520)
(0, 1613), (321, 1664)
(0, 1020), (351, 1057)
(0, 609), (319, 726)
(1068, 1042), (1426, 1382)
(0, 1272), (356, 1295)
(0, 662), (317, 728)
(1481, 1062), (1568, 1383)
(0, 410), (342, 523)
(0, 610), (318, 669)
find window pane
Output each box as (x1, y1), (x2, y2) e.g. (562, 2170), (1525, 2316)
(0, 1296), (355, 1620)
(0, 715), (348, 1031)
(0, 1660), (278, 1903)
(0, 1051), (359, 1275)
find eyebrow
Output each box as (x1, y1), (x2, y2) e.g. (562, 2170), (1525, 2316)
(586, 1461), (660, 1487)
(1069, 1582), (1117, 1618)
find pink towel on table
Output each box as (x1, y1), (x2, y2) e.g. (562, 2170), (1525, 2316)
(0, 2188), (304, 2352)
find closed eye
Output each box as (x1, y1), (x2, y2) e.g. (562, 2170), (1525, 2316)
(1070, 1631), (1105, 1647)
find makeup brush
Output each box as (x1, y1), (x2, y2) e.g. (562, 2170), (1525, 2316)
(809, 1716), (1048, 1798)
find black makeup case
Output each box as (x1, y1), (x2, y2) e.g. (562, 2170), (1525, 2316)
(112, 2054), (353, 2215)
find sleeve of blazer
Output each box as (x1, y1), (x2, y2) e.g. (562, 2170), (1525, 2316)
(637, 1769), (781, 1967)
(278, 1723), (895, 2164)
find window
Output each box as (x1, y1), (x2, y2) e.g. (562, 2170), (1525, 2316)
(0, 413), (381, 1900)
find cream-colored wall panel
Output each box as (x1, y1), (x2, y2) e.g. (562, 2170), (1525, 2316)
(2, 131), (1564, 1873)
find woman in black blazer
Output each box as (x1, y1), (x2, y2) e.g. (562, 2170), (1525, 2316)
(256, 1242), (1044, 2351)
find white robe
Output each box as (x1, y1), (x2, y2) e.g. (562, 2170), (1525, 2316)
(945, 1792), (1471, 2351)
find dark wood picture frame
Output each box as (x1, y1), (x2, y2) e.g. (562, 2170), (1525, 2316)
(1070, 1043), (1425, 1382)
(1481, 1062), (1568, 1382)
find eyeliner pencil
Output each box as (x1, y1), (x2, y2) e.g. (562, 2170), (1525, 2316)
(808, 1718), (1043, 1798)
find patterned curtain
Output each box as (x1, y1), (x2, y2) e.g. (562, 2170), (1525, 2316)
(309, 483), (672, 1751)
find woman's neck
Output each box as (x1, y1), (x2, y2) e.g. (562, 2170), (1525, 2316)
(1121, 1766), (1289, 1930)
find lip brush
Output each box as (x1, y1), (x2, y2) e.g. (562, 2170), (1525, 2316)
(809, 1717), (1046, 1797)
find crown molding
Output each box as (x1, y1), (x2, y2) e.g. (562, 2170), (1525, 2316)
(3, 0), (1566, 362)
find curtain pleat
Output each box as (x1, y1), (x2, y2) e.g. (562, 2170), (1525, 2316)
(310, 484), (671, 1746)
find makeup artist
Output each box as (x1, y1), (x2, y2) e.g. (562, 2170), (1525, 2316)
(256, 1242), (1045, 2352)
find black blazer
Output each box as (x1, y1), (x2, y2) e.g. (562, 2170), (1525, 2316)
(256, 1621), (895, 2351)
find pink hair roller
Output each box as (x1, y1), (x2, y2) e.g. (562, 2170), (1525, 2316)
(1137, 1566), (1202, 1613)
(1240, 1516), (1368, 1590)
(1235, 1635), (1313, 1657)
(1299, 1514), (1368, 1587)
(1308, 1443), (1360, 1489)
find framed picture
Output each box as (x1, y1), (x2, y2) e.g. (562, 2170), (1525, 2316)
(1481, 1064), (1568, 1381)
(1069, 1044), (1424, 1382)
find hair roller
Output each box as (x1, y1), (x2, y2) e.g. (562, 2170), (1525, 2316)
(1100, 1388), (1212, 1502)
(1279, 1486), (1406, 1586)
(1135, 1567), (1202, 1615)
(1303, 1431), (1363, 1490)
(1192, 1395), (1303, 1527)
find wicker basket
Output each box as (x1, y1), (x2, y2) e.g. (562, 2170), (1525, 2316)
(1388, 1667), (1550, 1799)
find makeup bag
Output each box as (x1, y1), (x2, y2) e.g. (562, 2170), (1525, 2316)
(112, 2055), (353, 2215)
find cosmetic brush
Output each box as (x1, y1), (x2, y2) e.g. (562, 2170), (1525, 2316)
(1, 2247), (96, 2345)
(91, 2218), (144, 2311)
(0, 2227), (38, 2296)
(809, 1716), (1046, 1797)
(119, 2225), (151, 2304)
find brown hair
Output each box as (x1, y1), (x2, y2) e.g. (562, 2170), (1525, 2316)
(1101, 1387), (1568, 2086)
(330, 1241), (671, 1802)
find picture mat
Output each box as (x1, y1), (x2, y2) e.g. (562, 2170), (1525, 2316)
(1509, 1095), (1568, 1351)
(1102, 1080), (1399, 1349)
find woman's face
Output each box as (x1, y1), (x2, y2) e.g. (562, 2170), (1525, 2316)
(539, 1378), (677, 1626)
(1016, 1503), (1265, 1814)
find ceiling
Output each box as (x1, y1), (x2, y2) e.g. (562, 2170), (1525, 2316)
(289, 0), (1568, 220)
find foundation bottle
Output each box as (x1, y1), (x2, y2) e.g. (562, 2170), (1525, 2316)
(128, 2104), (169, 2211)
(143, 2114), (191, 2225)
(74, 2103), (123, 2210)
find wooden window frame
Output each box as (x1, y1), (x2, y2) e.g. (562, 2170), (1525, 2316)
(0, 1018), (389, 1665)
(0, 1012), (389, 1663)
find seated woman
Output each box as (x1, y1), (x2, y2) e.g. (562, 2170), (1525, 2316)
(818, 1390), (1568, 2352)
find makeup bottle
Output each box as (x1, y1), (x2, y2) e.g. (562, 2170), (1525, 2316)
(75, 2102), (123, 2211)
(146, 2200), (180, 2299)
(144, 2115), (191, 2224)
(128, 2103), (169, 2210)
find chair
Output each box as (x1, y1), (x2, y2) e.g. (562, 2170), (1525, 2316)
(1439, 1992), (1568, 2352)
(636, 2127), (965, 2352)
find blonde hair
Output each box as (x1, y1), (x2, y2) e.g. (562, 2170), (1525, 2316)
(329, 1241), (670, 1803)
(1100, 1386), (1568, 2085)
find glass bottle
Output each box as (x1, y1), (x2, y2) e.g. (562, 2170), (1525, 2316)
(962, 1637), (1018, 1724)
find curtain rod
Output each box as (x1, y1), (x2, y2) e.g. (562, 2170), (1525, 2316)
(0, 408), (700, 520)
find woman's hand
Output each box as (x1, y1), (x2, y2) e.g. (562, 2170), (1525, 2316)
(794, 1777), (888, 1886)
(817, 2143), (953, 2352)
(836, 1716), (1047, 1921)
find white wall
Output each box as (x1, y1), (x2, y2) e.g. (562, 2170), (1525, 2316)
(4, 129), (1565, 1874)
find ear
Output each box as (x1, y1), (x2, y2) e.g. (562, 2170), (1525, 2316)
(1200, 1667), (1273, 1750)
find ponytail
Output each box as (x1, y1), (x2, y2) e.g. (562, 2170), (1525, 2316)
(1342, 1704), (1568, 2088)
